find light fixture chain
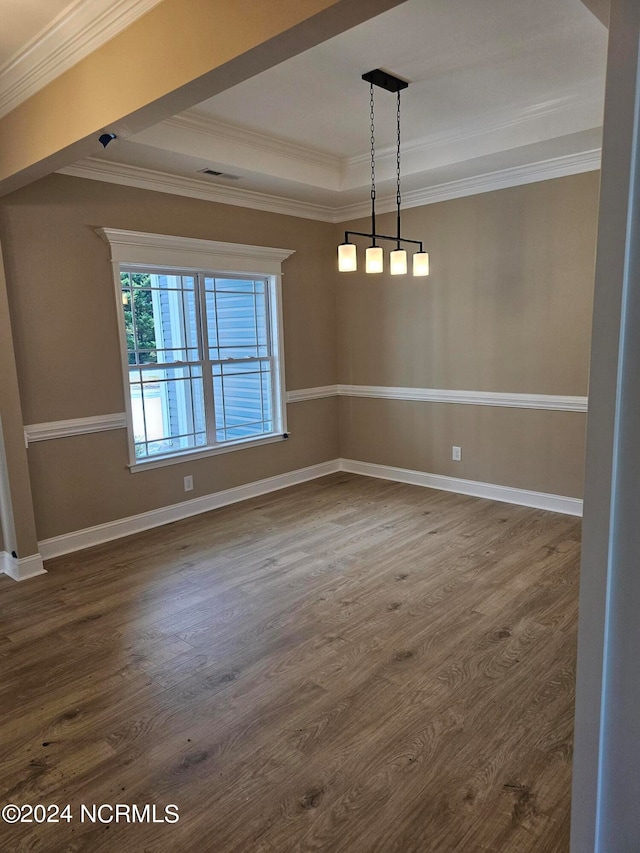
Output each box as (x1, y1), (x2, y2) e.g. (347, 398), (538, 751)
(370, 83), (376, 203)
(396, 91), (401, 208)
(395, 90), (402, 250)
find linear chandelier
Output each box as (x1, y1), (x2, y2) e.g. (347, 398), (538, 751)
(338, 69), (429, 277)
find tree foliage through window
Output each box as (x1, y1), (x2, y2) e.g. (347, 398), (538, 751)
(121, 272), (157, 364)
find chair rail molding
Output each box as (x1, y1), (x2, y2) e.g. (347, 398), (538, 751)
(287, 384), (588, 412)
(24, 386), (588, 446)
(24, 413), (127, 445)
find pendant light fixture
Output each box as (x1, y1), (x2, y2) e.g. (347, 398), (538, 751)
(338, 69), (430, 277)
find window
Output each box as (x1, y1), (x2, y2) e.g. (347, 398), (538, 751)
(98, 229), (294, 468)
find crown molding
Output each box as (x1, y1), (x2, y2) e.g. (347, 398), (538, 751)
(58, 158), (338, 222)
(166, 111), (339, 172)
(345, 83), (603, 172)
(0, 0), (162, 119)
(140, 88), (602, 194)
(57, 146), (601, 224)
(334, 149), (602, 221)
(132, 110), (342, 191)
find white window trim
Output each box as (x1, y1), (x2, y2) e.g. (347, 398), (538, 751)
(97, 228), (294, 469)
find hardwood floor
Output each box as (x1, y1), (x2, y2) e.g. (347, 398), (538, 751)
(0, 473), (580, 852)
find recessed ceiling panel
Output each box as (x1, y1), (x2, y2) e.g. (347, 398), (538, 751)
(191, 0), (607, 157)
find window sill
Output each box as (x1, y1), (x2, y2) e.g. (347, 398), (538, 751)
(128, 433), (289, 472)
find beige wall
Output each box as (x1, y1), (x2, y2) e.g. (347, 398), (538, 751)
(28, 398), (337, 542)
(0, 170), (598, 547)
(338, 173), (598, 393)
(0, 174), (339, 540)
(339, 398), (587, 498)
(336, 172), (599, 498)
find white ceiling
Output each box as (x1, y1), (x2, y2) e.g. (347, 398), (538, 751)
(2, 0), (607, 220)
(193, 0), (605, 158)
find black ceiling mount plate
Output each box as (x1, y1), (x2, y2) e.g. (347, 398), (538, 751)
(362, 69), (409, 93)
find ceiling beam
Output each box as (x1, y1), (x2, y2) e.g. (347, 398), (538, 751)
(0, 0), (406, 197)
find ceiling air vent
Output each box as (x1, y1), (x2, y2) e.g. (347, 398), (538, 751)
(197, 168), (241, 180)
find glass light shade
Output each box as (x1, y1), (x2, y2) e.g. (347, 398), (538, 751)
(365, 246), (384, 274)
(413, 252), (430, 277)
(338, 242), (357, 272)
(390, 249), (408, 275)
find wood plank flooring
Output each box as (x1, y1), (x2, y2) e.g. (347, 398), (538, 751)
(0, 473), (580, 852)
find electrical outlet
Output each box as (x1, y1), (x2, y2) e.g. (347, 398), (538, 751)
(184, 475), (194, 492)
(452, 446), (462, 461)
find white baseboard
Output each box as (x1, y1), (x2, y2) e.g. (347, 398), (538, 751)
(0, 551), (13, 576)
(2, 551), (47, 581)
(36, 456), (582, 563)
(339, 459), (583, 517)
(38, 460), (340, 560)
